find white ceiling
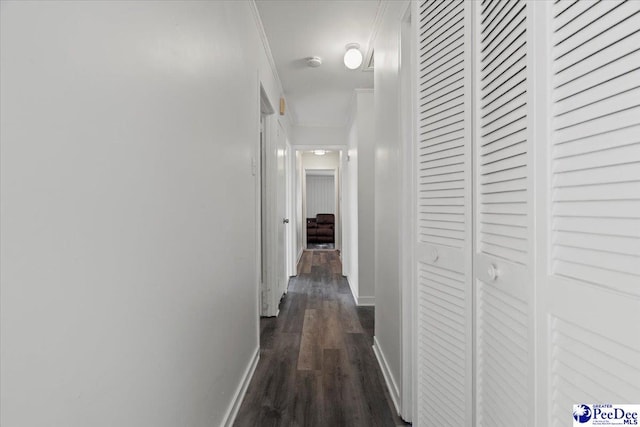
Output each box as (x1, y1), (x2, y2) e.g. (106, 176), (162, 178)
(255, 0), (380, 127)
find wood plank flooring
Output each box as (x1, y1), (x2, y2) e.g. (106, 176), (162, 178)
(234, 250), (409, 427)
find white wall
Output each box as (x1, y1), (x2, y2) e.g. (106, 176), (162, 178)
(372, 0), (407, 412)
(356, 91), (376, 305)
(344, 90), (376, 305)
(345, 121), (359, 295)
(294, 151), (304, 261)
(291, 125), (346, 147)
(286, 141), (297, 278)
(301, 151), (340, 170)
(0, 2), (282, 426)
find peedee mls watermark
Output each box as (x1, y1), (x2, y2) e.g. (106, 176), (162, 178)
(574, 404), (640, 426)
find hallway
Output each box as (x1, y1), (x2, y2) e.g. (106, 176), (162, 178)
(234, 251), (407, 427)
(3, 2), (640, 426)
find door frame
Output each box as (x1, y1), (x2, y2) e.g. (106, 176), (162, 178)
(400, 2), (416, 421)
(293, 146), (347, 258)
(304, 168), (338, 250)
(257, 83), (274, 318)
(285, 140), (296, 278)
(258, 82), (284, 318)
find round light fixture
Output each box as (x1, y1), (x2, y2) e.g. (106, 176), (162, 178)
(344, 43), (363, 70)
(307, 56), (322, 68)
(313, 150), (327, 156)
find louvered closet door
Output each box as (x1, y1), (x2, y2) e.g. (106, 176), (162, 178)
(474, 1), (536, 426)
(415, 1), (473, 426)
(539, 1), (640, 425)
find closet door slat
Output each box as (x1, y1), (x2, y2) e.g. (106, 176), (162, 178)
(415, 1), (473, 426)
(475, 1), (535, 426)
(543, 1), (640, 425)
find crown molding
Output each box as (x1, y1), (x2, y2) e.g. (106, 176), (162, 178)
(363, 0), (388, 71)
(248, 1), (298, 126)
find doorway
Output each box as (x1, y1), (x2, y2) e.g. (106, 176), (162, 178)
(296, 150), (342, 253)
(258, 84), (288, 318)
(292, 148), (346, 275)
(305, 170), (336, 250)
(258, 84), (273, 317)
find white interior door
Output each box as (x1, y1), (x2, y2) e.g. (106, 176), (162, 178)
(537, 1), (640, 424)
(259, 110), (285, 316)
(276, 122), (287, 299)
(473, 1), (536, 425)
(414, 1), (473, 425)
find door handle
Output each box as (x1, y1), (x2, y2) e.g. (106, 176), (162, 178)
(283, 218), (289, 224)
(430, 248), (439, 262)
(487, 264), (499, 281)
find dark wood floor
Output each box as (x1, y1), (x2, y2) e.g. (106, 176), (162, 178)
(234, 250), (409, 427)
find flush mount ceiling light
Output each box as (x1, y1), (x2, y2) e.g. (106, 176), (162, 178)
(313, 150), (327, 156)
(344, 43), (363, 70)
(307, 56), (322, 68)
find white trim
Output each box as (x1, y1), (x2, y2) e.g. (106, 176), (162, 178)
(373, 336), (401, 415)
(221, 346), (260, 427)
(399, 1), (415, 421)
(357, 296), (375, 306)
(248, 1), (282, 95)
(247, 1), (296, 125)
(470, 3), (479, 425)
(260, 113), (289, 317)
(286, 141), (297, 278)
(345, 275), (374, 307)
(262, 112), (278, 317)
(364, 1), (388, 72)
(346, 274), (359, 304)
(533, 3), (552, 425)
(254, 72), (262, 358)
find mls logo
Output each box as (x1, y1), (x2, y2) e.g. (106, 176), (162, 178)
(574, 404), (593, 424)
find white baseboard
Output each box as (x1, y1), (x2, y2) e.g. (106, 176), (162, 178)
(372, 336), (401, 416)
(346, 276), (359, 305)
(357, 295), (375, 306)
(221, 346), (260, 427)
(344, 276), (374, 306)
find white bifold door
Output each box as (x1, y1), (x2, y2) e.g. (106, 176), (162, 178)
(415, 1), (473, 425)
(414, 1), (640, 426)
(474, 0), (535, 425)
(538, 1), (640, 425)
